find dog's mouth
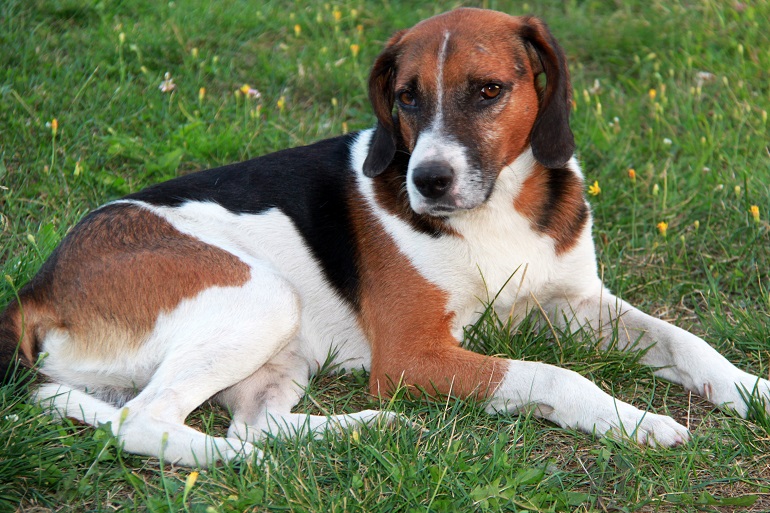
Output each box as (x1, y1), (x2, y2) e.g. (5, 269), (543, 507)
(411, 184), (495, 217)
(415, 201), (478, 218)
(426, 204), (457, 215)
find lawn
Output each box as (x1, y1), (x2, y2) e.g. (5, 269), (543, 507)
(1, 0), (769, 511)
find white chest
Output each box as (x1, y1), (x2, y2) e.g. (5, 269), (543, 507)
(354, 143), (600, 340)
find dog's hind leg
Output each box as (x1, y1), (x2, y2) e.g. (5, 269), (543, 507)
(96, 268), (299, 466)
(220, 344), (398, 445)
(35, 383), (121, 424)
(35, 381), (256, 464)
(115, 270), (300, 466)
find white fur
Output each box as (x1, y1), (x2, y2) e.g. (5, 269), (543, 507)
(435, 30), (451, 124)
(486, 361), (689, 446)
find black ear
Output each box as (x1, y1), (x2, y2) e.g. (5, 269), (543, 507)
(520, 17), (575, 168)
(363, 30), (406, 178)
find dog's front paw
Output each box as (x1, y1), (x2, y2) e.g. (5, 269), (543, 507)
(604, 403), (690, 447)
(705, 374), (770, 418)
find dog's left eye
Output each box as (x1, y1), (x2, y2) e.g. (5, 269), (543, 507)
(480, 84), (501, 100)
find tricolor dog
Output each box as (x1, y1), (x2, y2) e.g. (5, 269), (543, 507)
(2, 8), (768, 466)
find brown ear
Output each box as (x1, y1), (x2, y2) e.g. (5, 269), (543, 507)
(519, 17), (575, 169)
(363, 30), (406, 178)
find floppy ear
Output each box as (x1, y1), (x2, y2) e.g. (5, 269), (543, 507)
(363, 30), (406, 178)
(519, 17), (575, 169)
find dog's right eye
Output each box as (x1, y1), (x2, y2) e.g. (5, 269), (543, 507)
(398, 90), (416, 107)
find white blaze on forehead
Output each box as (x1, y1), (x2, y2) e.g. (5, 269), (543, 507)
(435, 30), (451, 126)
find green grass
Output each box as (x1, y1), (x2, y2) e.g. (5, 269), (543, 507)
(2, 0), (769, 511)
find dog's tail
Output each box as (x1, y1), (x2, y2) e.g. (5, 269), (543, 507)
(0, 298), (42, 386)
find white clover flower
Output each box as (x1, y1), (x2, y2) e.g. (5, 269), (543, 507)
(159, 72), (175, 93)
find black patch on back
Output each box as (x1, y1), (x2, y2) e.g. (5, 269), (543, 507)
(126, 134), (362, 306)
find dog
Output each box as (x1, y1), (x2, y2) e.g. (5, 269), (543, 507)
(2, 8), (768, 467)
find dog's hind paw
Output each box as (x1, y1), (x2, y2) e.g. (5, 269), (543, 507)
(218, 438), (261, 464)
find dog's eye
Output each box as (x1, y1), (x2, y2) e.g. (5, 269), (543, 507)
(398, 90), (416, 107)
(480, 84), (501, 100)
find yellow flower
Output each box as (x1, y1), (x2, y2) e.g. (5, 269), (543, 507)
(350, 44), (360, 58)
(628, 168), (636, 182)
(649, 88), (657, 100)
(51, 118), (58, 136)
(333, 9), (342, 22)
(657, 221), (668, 237)
(183, 471), (199, 503)
(294, 24), (301, 37)
(239, 85), (261, 99)
(184, 471), (199, 494)
(277, 95), (286, 112)
(588, 180), (601, 196)
(357, 24), (364, 35)
(750, 205), (760, 223)
(198, 87), (206, 102)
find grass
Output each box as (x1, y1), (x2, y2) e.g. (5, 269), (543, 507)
(1, 0), (769, 511)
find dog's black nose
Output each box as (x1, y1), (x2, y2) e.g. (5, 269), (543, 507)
(412, 161), (454, 199)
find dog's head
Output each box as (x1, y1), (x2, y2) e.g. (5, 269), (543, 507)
(363, 8), (574, 216)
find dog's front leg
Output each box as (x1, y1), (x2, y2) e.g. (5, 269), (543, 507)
(369, 335), (689, 446)
(561, 290), (770, 418)
(486, 359), (689, 446)
(360, 280), (689, 446)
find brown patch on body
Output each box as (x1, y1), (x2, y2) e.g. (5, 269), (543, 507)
(1, 202), (250, 361)
(349, 194), (507, 399)
(514, 164), (589, 254)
